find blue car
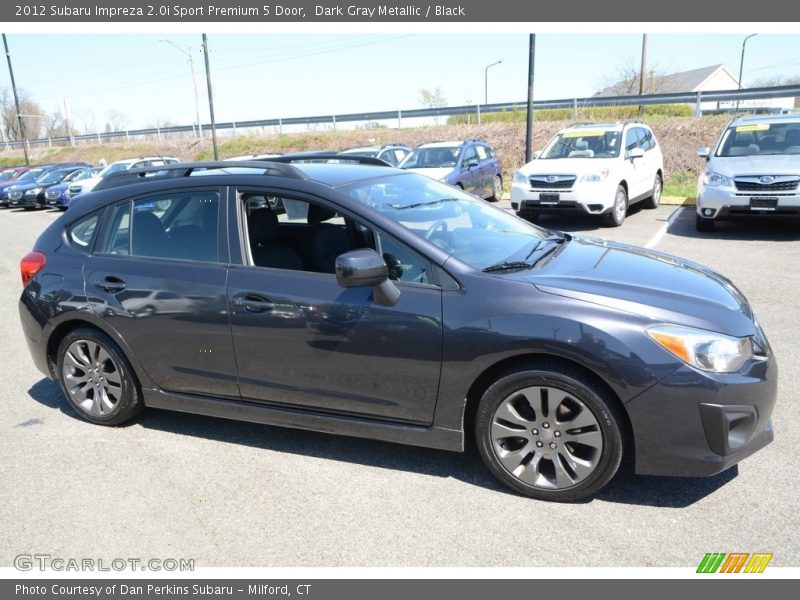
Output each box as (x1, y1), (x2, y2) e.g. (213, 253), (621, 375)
(12, 165), (90, 210)
(399, 139), (503, 201)
(0, 166), (52, 207)
(45, 167), (102, 210)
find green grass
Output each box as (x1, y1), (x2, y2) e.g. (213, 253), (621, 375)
(663, 171), (697, 197)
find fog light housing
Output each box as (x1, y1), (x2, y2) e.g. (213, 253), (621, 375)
(703, 208), (714, 217)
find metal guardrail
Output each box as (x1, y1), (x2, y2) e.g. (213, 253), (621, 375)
(4, 84), (799, 150)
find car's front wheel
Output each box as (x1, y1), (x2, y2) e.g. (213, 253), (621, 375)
(695, 213), (714, 232)
(475, 362), (624, 502)
(56, 327), (144, 425)
(602, 185), (628, 227)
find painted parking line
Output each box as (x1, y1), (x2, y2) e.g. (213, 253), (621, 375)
(645, 206), (685, 249)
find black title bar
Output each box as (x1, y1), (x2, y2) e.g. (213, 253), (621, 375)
(3, 0), (800, 22)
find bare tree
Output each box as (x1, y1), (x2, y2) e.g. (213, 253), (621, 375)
(419, 87), (447, 124)
(72, 108), (97, 135)
(598, 61), (673, 96)
(1, 88), (45, 140)
(751, 74), (800, 108)
(104, 109), (128, 133)
(44, 111), (72, 138)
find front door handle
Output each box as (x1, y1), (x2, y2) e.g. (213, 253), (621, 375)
(94, 276), (127, 293)
(233, 294), (275, 313)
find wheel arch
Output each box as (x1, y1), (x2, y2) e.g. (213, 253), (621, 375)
(461, 352), (634, 460)
(45, 316), (153, 389)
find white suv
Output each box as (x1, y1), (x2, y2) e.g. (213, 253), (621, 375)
(695, 114), (800, 231)
(67, 156), (181, 200)
(511, 122), (664, 226)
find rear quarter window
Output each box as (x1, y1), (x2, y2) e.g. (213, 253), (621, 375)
(66, 211), (101, 252)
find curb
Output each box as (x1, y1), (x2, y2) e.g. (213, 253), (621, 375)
(661, 196), (695, 206)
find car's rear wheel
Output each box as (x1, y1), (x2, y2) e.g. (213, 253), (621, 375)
(488, 175), (503, 202)
(56, 328), (144, 425)
(643, 173), (662, 209)
(475, 363), (624, 502)
(695, 213), (714, 232)
(602, 185), (628, 227)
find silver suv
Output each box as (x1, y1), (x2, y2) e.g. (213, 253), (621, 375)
(696, 114), (800, 231)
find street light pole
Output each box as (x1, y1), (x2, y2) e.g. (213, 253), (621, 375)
(161, 39), (202, 139)
(2, 34), (29, 165)
(736, 34), (757, 113)
(484, 59), (503, 105)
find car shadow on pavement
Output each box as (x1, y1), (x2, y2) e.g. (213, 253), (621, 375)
(526, 205), (648, 234)
(668, 211), (800, 242)
(28, 377), (735, 508)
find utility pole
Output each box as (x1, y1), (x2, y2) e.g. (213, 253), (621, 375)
(525, 35), (536, 163)
(160, 39), (203, 139)
(638, 34), (648, 118)
(201, 34), (219, 160)
(2, 34), (29, 165)
(736, 34), (757, 114)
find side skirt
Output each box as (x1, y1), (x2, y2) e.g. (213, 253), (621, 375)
(142, 389), (464, 452)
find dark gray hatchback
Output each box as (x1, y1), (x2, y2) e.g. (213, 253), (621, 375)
(18, 160), (777, 501)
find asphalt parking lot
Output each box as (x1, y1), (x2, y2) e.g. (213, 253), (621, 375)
(0, 203), (798, 568)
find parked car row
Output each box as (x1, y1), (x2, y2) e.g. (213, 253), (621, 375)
(0, 156), (182, 211)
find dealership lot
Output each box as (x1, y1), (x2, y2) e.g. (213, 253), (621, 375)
(0, 204), (798, 567)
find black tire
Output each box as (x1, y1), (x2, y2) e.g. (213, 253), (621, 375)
(602, 185), (628, 227)
(695, 213), (714, 232)
(488, 175), (503, 202)
(475, 361), (624, 502)
(642, 173), (662, 209)
(56, 327), (144, 426)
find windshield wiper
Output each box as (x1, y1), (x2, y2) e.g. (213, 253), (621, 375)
(482, 261), (537, 273)
(388, 198), (456, 210)
(483, 235), (569, 273)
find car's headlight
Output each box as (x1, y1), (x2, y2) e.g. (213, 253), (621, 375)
(579, 169), (609, 184)
(28, 187), (42, 194)
(701, 169), (732, 187)
(513, 171), (528, 185)
(647, 324), (754, 373)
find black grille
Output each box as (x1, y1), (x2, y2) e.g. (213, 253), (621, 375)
(529, 176), (576, 190)
(734, 178), (799, 192)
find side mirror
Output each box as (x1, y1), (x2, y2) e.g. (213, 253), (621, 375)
(698, 147), (711, 160)
(629, 147), (645, 160)
(464, 158), (479, 169)
(532, 151), (542, 159)
(335, 249), (400, 307)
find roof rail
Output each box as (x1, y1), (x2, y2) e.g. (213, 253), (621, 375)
(622, 119), (643, 125)
(267, 154), (391, 166)
(93, 161), (308, 192)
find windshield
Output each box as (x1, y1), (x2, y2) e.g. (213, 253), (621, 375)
(540, 129), (622, 159)
(99, 162), (131, 177)
(716, 122), (800, 157)
(339, 173), (549, 270)
(16, 168), (45, 182)
(0, 170), (16, 181)
(72, 168), (99, 182)
(399, 146), (460, 169)
(37, 170), (71, 185)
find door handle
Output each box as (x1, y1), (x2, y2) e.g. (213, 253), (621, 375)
(94, 276), (127, 293)
(233, 294), (275, 313)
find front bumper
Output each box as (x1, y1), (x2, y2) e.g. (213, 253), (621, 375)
(625, 356), (777, 477)
(511, 182), (614, 216)
(697, 185), (800, 220)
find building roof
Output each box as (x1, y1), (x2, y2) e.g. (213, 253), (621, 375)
(594, 64), (739, 97)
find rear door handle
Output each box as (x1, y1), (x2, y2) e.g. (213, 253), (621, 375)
(94, 276), (127, 293)
(233, 294), (275, 313)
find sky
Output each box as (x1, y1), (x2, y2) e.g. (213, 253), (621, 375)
(1, 32), (799, 133)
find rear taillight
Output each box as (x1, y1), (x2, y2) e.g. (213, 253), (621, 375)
(20, 251), (46, 285)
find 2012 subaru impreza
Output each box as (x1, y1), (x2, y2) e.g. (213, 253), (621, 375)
(18, 159), (777, 501)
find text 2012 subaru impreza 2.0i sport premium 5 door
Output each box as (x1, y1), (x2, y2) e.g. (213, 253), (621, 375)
(18, 159), (777, 502)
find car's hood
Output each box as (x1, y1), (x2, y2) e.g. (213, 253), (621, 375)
(515, 236), (754, 336)
(8, 182), (37, 191)
(521, 157), (618, 176)
(47, 182), (70, 193)
(404, 167), (454, 181)
(0, 179), (25, 191)
(708, 154), (800, 176)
